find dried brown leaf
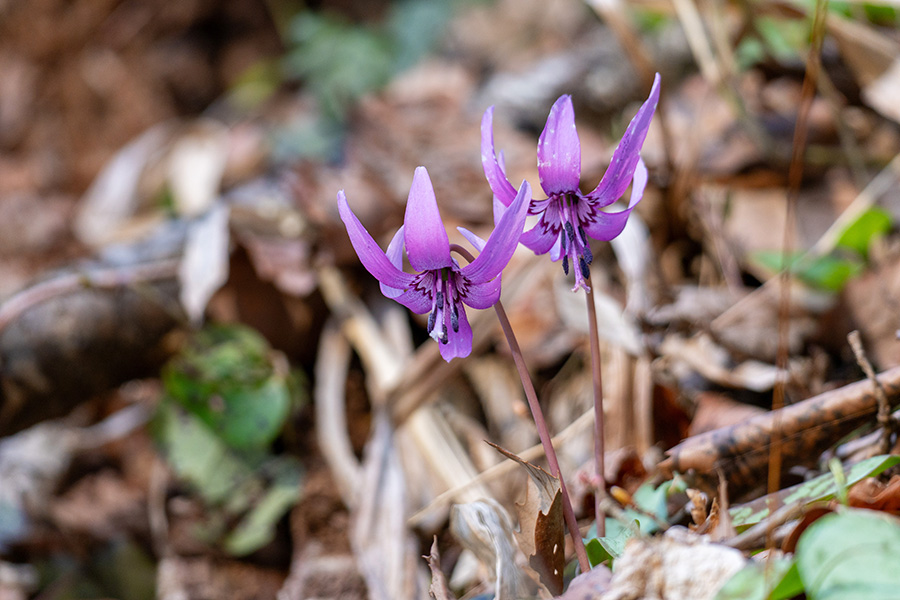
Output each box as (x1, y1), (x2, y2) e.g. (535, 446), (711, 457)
(425, 538), (454, 600)
(556, 563), (613, 600)
(179, 203), (230, 324)
(849, 474), (900, 514)
(686, 489), (709, 528)
(782, 505), (834, 554)
(449, 499), (521, 600)
(689, 392), (767, 437)
(489, 442), (564, 596)
(603, 528), (746, 600)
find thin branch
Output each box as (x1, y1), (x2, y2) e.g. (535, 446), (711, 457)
(848, 330), (893, 454)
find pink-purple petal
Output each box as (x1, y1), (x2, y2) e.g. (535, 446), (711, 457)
(404, 167), (452, 272)
(392, 286), (433, 314)
(492, 192), (507, 226)
(537, 95), (581, 196)
(462, 275), (502, 310)
(457, 227), (487, 253)
(379, 226), (406, 300)
(337, 191), (417, 290)
(462, 181), (531, 283)
(481, 107), (519, 208)
(629, 158), (649, 207)
(439, 303), (473, 361)
(582, 158), (647, 242)
(586, 73), (660, 206)
(548, 233), (563, 262)
(582, 206), (636, 241)
(520, 219), (559, 255)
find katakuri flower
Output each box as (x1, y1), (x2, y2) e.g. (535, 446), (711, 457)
(481, 73), (660, 292)
(337, 166), (531, 361)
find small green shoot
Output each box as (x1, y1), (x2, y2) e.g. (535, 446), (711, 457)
(828, 457), (849, 506)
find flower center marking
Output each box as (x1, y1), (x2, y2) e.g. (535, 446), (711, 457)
(556, 193), (593, 289)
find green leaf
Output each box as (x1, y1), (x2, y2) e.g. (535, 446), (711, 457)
(585, 525), (635, 567)
(835, 207), (892, 259)
(753, 16), (809, 63)
(152, 403), (304, 556)
(284, 12), (394, 120)
(152, 402), (256, 505)
(162, 324), (293, 450)
(730, 455), (900, 529)
(387, 0), (452, 71)
(797, 509), (900, 600)
(224, 458), (303, 555)
(592, 480), (672, 549)
(715, 557), (802, 600)
(750, 250), (862, 292)
(214, 376), (291, 450)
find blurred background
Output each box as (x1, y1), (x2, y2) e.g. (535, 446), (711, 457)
(2, 0), (900, 598)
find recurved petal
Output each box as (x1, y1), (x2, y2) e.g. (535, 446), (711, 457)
(520, 220), (559, 255)
(379, 226), (406, 299)
(629, 158), (649, 207)
(462, 274), (501, 309)
(548, 233), (563, 262)
(582, 161), (647, 241)
(391, 285), (433, 314)
(338, 191), (417, 290)
(481, 107), (519, 208)
(457, 227), (487, 253)
(519, 197), (562, 255)
(405, 167), (452, 272)
(586, 73), (660, 206)
(462, 181), (531, 283)
(538, 95), (581, 196)
(492, 191), (508, 227)
(439, 302), (473, 361)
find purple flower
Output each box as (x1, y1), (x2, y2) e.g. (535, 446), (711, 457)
(481, 73), (660, 291)
(337, 166), (531, 361)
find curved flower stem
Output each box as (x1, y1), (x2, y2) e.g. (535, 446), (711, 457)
(449, 244), (590, 572)
(493, 301), (591, 573)
(584, 282), (606, 537)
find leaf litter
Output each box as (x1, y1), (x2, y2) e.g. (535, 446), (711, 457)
(6, 0), (900, 599)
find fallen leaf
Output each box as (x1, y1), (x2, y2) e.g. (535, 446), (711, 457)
(557, 563), (613, 599)
(424, 537), (454, 600)
(178, 203), (231, 324)
(603, 527), (746, 600)
(489, 442), (564, 596)
(167, 120), (230, 217)
(690, 392), (767, 437)
(848, 474), (900, 514)
(74, 124), (172, 247)
(782, 505), (834, 555)
(449, 499), (522, 600)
